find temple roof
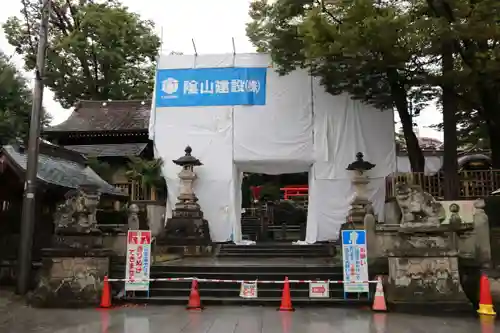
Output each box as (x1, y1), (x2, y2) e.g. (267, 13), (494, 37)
(1, 144), (126, 196)
(64, 143), (148, 157)
(44, 100), (152, 133)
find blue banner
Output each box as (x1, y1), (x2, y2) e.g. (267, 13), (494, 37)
(155, 67), (267, 107)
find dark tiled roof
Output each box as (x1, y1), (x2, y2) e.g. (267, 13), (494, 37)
(44, 100), (152, 132)
(64, 143), (148, 157)
(3, 145), (126, 196)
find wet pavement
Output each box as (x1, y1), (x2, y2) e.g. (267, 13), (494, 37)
(0, 304), (497, 333)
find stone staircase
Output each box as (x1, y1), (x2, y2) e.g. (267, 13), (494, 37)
(109, 243), (371, 305)
(218, 242), (336, 258)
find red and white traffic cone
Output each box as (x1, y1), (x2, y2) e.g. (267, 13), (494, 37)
(100, 276), (112, 309)
(278, 277), (294, 312)
(372, 276), (387, 312)
(186, 279), (203, 311)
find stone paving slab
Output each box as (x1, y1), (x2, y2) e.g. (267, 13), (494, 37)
(0, 304), (497, 333)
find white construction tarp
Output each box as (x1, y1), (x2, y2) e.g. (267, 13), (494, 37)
(151, 53), (396, 242)
(233, 54), (314, 174)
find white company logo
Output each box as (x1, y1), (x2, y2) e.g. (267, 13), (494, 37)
(161, 77), (179, 99)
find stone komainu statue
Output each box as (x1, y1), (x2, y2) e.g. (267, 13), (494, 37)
(394, 183), (446, 227)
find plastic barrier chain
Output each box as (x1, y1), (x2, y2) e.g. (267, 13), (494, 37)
(108, 277), (378, 284)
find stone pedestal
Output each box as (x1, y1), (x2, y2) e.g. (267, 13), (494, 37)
(29, 246), (113, 308)
(348, 172), (371, 227)
(385, 229), (471, 311)
(345, 152), (376, 228)
(157, 208), (211, 246)
(30, 185), (115, 308)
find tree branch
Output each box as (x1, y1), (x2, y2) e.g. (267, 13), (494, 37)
(20, 0), (36, 55)
(316, 0), (343, 25)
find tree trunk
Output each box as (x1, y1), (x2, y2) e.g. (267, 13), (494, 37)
(485, 116), (500, 169)
(441, 42), (460, 200)
(477, 89), (500, 168)
(387, 69), (425, 173)
(425, 0), (500, 169)
(398, 107), (425, 173)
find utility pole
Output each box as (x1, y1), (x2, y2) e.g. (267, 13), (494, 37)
(16, 0), (51, 295)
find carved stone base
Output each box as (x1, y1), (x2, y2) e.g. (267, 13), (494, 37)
(29, 247), (114, 308)
(52, 234), (105, 249)
(386, 256), (471, 310)
(157, 216), (211, 246)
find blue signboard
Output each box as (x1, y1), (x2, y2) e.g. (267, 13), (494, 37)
(341, 230), (369, 293)
(154, 67), (267, 107)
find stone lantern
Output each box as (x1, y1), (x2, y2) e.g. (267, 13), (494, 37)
(157, 146), (211, 246)
(346, 152), (376, 228)
(172, 146), (203, 213)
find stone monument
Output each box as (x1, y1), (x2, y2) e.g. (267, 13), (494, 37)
(157, 146), (211, 246)
(345, 152), (375, 228)
(30, 184), (113, 308)
(369, 185), (474, 311)
(394, 183), (446, 230)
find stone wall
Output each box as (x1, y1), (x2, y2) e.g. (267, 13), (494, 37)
(490, 227), (500, 268)
(103, 233), (127, 257)
(30, 249), (112, 308)
(387, 257), (467, 304)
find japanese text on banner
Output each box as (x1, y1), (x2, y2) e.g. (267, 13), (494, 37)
(341, 230), (369, 293)
(125, 230), (152, 292)
(155, 67), (267, 107)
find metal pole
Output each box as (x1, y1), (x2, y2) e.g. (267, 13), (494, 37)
(16, 0), (50, 295)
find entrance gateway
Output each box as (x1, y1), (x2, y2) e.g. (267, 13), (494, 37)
(151, 53), (396, 244)
(126, 52), (395, 304)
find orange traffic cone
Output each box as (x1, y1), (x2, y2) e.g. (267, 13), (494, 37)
(477, 273), (496, 316)
(100, 276), (112, 309)
(278, 277), (294, 312)
(186, 279), (203, 311)
(372, 276), (387, 312)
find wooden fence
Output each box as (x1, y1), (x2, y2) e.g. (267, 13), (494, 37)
(112, 181), (166, 202)
(386, 170), (500, 199)
(114, 170), (500, 203)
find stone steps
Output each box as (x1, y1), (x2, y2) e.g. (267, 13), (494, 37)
(108, 243), (372, 306)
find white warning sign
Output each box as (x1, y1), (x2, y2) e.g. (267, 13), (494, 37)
(239, 281), (258, 298)
(309, 281), (329, 298)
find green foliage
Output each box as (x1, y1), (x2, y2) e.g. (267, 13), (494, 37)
(247, 0), (500, 167)
(2, 0), (161, 108)
(86, 156), (113, 183)
(0, 51), (50, 145)
(247, 0), (434, 171)
(125, 156), (165, 189)
(247, 0), (437, 110)
(423, 0), (500, 158)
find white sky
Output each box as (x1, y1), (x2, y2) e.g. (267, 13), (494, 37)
(0, 0), (442, 140)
